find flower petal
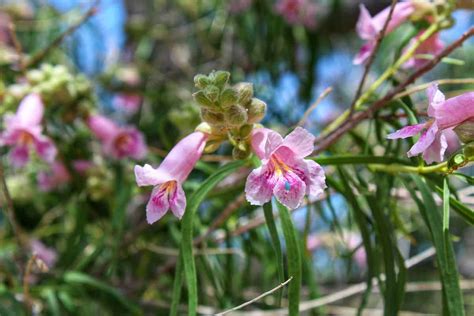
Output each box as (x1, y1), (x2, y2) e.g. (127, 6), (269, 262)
(9, 146), (29, 168)
(245, 163), (277, 206)
(16, 94), (44, 126)
(134, 164), (171, 187)
(169, 184), (186, 219)
(422, 130), (447, 164)
(34, 136), (57, 163)
(273, 170), (306, 209)
(88, 115), (119, 141)
(427, 83), (445, 117)
(146, 185), (170, 224)
(281, 127), (315, 158)
(157, 131), (207, 183)
(356, 4), (377, 40)
(407, 123), (438, 157)
(386, 123), (426, 139)
(303, 160), (326, 200)
(353, 41), (375, 65)
(434, 91), (474, 130)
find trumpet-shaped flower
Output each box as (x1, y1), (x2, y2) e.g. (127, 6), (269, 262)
(354, 2), (414, 65)
(0, 94), (57, 168)
(88, 114), (147, 160)
(134, 132), (207, 224)
(30, 239), (58, 268)
(245, 127), (326, 209)
(387, 84), (474, 163)
(37, 161), (71, 192)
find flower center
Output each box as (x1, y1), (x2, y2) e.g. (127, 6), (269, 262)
(115, 133), (132, 152)
(270, 155), (292, 191)
(18, 131), (34, 146)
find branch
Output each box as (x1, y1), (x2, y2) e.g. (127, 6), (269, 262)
(25, 1), (99, 69)
(314, 26), (474, 154)
(296, 87), (332, 127)
(348, 0), (398, 116)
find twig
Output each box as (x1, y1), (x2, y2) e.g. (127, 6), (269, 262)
(138, 244), (245, 258)
(393, 78), (474, 99)
(349, 0), (398, 116)
(296, 87), (332, 127)
(22, 254), (37, 312)
(7, 22), (25, 71)
(25, 1), (99, 68)
(215, 277), (293, 315)
(314, 26), (474, 154)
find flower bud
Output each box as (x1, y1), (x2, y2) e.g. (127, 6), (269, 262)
(194, 74), (210, 89)
(454, 120), (474, 143)
(204, 140), (222, 153)
(193, 90), (215, 108)
(213, 71), (230, 89)
(26, 69), (45, 84)
(247, 98), (266, 124)
(219, 88), (238, 109)
(239, 124), (253, 139)
(201, 109), (225, 126)
(204, 85), (220, 102)
(235, 82), (253, 106)
(195, 122), (212, 135)
(224, 104), (248, 127)
(232, 144), (251, 160)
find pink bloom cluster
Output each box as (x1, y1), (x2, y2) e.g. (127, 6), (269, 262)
(88, 114), (147, 160)
(135, 132), (207, 224)
(113, 94), (142, 115)
(275, 0), (318, 30)
(37, 161), (71, 192)
(0, 94), (57, 168)
(245, 127), (326, 209)
(229, 0), (253, 14)
(388, 84), (474, 163)
(30, 239), (58, 268)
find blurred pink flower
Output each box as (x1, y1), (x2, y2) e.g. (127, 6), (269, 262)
(403, 32), (444, 69)
(0, 94), (57, 168)
(354, 2), (414, 65)
(88, 114), (147, 160)
(275, 0), (318, 29)
(37, 161), (71, 192)
(387, 84), (474, 163)
(114, 93), (142, 114)
(245, 127), (326, 209)
(72, 159), (94, 175)
(229, 0), (253, 14)
(30, 239), (57, 268)
(134, 132), (207, 224)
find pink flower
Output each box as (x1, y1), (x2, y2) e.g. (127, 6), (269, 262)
(30, 239), (57, 268)
(387, 84), (474, 163)
(229, 0), (253, 14)
(113, 93), (142, 114)
(245, 127), (326, 209)
(403, 32), (444, 69)
(354, 2), (414, 65)
(72, 159), (94, 175)
(37, 161), (71, 192)
(87, 114), (147, 160)
(0, 94), (57, 168)
(275, 0), (318, 29)
(134, 132), (207, 224)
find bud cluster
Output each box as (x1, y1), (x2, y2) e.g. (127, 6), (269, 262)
(192, 70), (267, 159)
(3, 64), (94, 119)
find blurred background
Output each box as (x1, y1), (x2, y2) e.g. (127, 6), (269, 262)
(0, 0), (473, 314)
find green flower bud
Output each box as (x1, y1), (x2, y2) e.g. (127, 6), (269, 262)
(235, 82), (253, 106)
(454, 120), (474, 143)
(204, 140), (222, 153)
(232, 145), (251, 160)
(247, 98), (266, 124)
(213, 70), (230, 89)
(194, 74), (210, 89)
(239, 124), (253, 139)
(224, 104), (248, 127)
(219, 88), (238, 109)
(204, 85), (220, 103)
(193, 90), (215, 108)
(195, 122), (212, 134)
(26, 69), (45, 84)
(201, 109), (225, 126)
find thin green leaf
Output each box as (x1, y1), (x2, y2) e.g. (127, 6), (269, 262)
(443, 178), (450, 231)
(263, 202), (285, 306)
(170, 255), (183, 316)
(276, 201), (301, 316)
(179, 160), (246, 316)
(312, 155), (408, 166)
(434, 185), (474, 226)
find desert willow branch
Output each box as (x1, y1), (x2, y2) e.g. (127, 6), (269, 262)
(216, 277), (293, 316)
(314, 26), (474, 154)
(348, 0), (398, 116)
(394, 78), (474, 99)
(25, 0), (99, 68)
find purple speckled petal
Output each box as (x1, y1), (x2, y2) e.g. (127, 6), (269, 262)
(273, 170), (306, 209)
(169, 184), (186, 219)
(9, 146), (29, 168)
(245, 163), (277, 206)
(407, 123), (438, 157)
(146, 185), (170, 224)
